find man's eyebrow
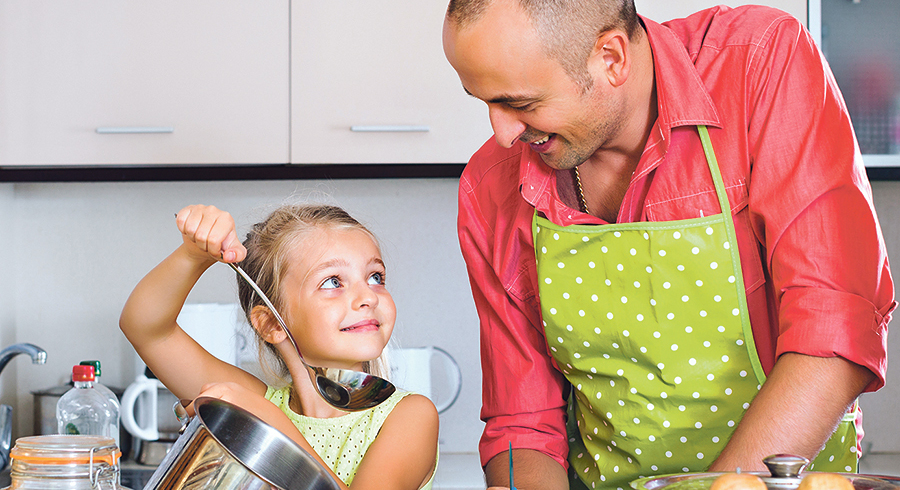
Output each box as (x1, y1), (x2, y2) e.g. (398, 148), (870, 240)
(463, 86), (536, 105)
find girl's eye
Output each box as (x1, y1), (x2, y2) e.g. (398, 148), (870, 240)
(321, 277), (341, 289)
(368, 272), (385, 286)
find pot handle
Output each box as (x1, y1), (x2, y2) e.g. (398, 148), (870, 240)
(121, 374), (160, 441)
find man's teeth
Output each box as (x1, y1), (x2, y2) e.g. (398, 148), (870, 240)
(533, 135), (550, 145)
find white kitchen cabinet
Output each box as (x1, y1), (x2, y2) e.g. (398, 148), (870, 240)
(290, 0), (492, 164)
(635, 0), (806, 25)
(0, 1), (290, 166)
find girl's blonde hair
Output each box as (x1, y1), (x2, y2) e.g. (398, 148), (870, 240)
(236, 204), (390, 380)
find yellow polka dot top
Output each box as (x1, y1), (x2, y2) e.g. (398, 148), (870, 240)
(265, 386), (435, 489)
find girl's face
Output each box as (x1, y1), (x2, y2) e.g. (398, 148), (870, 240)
(279, 227), (395, 371)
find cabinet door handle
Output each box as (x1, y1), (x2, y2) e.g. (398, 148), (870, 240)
(349, 125), (430, 133)
(95, 126), (175, 134)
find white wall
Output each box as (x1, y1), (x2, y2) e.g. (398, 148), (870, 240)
(635, 0), (806, 24)
(1, 178), (484, 454)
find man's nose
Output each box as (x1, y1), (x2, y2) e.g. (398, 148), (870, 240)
(488, 105), (526, 149)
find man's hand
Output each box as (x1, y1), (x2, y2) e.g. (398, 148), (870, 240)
(484, 448), (568, 490)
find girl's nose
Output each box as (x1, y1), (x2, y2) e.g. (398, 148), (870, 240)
(488, 104), (526, 149)
(352, 282), (379, 309)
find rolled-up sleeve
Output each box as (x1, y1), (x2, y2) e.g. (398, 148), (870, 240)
(745, 15), (895, 391)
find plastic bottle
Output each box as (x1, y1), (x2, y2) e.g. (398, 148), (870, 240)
(79, 360), (121, 446)
(56, 365), (117, 442)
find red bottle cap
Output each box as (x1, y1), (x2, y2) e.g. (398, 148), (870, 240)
(72, 364), (95, 382)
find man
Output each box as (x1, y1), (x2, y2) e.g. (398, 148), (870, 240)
(443, 1), (895, 489)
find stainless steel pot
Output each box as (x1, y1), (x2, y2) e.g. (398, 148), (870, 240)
(144, 397), (339, 490)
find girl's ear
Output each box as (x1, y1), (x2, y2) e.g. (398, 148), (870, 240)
(250, 305), (287, 344)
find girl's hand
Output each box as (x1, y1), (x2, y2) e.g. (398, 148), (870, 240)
(175, 205), (247, 263)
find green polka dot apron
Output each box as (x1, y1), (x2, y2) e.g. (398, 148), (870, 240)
(533, 126), (859, 490)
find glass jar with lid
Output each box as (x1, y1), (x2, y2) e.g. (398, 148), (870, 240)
(3, 435), (127, 490)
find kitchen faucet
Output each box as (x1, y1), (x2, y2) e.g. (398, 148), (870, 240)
(0, 343), (48, 472)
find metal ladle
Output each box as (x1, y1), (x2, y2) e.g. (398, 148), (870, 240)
(228, 262), (395, 411)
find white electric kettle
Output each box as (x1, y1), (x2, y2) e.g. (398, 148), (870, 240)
(120, 367), (181, 443)
(390, 346), (462, 413)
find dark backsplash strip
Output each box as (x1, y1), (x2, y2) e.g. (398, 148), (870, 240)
(0, 164), (467, 183)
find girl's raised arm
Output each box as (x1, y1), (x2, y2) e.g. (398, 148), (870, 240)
(119, 205), (264, 401)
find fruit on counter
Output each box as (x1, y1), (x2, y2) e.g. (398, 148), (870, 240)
(709, 472), (767, 490)
(797, 473), (854, 490)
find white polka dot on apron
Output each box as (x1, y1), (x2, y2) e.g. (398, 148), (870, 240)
(582, 236), (589, 242)
(743, 402), (750, 409)
(692, 392), (700, 399)
(736, 339), (744, 346)
(704, 341), (712, 347)
(689, 358), (697, 365)
(692, 247), (700, 254)
(740, 370), (747, 377)
(697, 452), (704, 459)
(550, 308), (557, 314)
(657, 363), (665, 369)
(667, 313), (675, 320)
(584, 341), (591, 347)
(665, 451), (672, 458)
(706, 227), (714, 235)
(542, 246), (547, 253)
(557, 337), (564, 343)
(621, 297), (628, 303)
(647, 373), (655, 380)
(579, 310), (586, 317)
(563, 292), (570, 299)
(630, 248), (637, 256)
(724, 241), (731, 249)
(574, 353), (581, 358)
(659, 250), (667, 256)
(623, 330), (631, 336)
(677, 265), (685, 271)
(553, 233), (559, 240)
(671, 344), (679, 351)
(725, 388), (732, 395)
(637, 314), (644, 321)
(649, 436), (656, 442)
(712, 436), (720, 443)
(576, 277), (583, 284)
(728, 420), (735, 427)
(710, 405), (718, 412)
(728, 275), (736, 283)
(614, 232), (621, 237)
(680, 436), (688, 443)
(650, 299), (657, 305)
(685, 326), (693, 333)
(647, 403), (655, 410)
(636, 448), (642, 455)
(570, 249), (578, 254)
(673, 232), (681, 239)
(663, 421), (670, 427)
(566, 325), (573, 331)
(718, 326), (726, 333)
(641, 347), (648, 353)
(663, 282), (671, 289)
(602, 246), (608, 253)
(545, 278), (552, 284)
(596, 392), (602, 399)
(606, 279), (612, 286)
(710, 262), (718, 269)
(589, 261), (596, 268)
(592, 294), (599, 301)
(646, 266), (653, 273)
(654, 332), (661, 338)
(714, 295), (722, 302)
(674, 377), (682, 384)
(707, 374), (715, 381)
(617, 264), (624, 271)
(607, 312), (614, 319)
(700, 310), (708, 317)
(617, 369), (624, 376)
(681, 295), (690, 302)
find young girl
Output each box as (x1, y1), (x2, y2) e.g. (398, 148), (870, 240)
(120, 204), (439, 490)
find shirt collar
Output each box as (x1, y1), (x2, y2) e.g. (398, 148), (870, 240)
(642, 15), (722, 135)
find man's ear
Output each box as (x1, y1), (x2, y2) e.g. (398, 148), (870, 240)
(588, 29), (631, 88)
(250, 305), (287, 344)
